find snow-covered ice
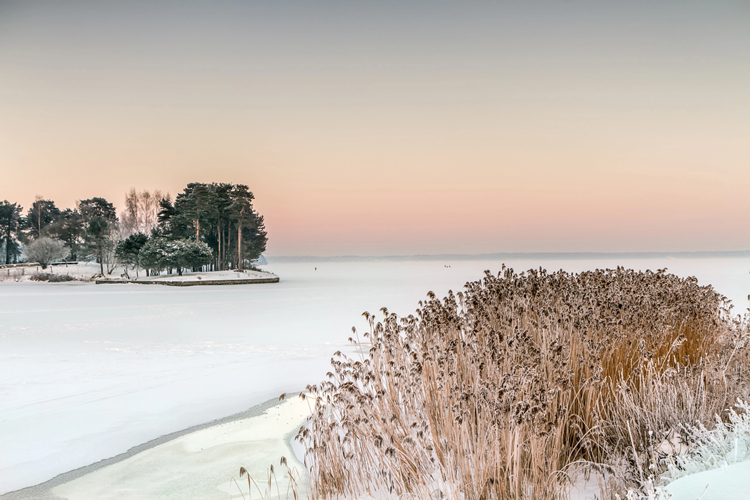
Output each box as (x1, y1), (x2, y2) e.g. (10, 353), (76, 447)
(51, 395), (310, 500)
(1, 256), (748, 494)
(665, 460), (750, 500)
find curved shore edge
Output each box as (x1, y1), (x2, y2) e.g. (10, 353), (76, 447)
(1, 395), (310, 500)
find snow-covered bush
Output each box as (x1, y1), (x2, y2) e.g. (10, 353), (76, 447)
(139, 237), (213, 276)
(617, 480), (671, 500)
(30, 272), (76, 282)
(661, 399), (750, 484)
(24, 237), (68, 269)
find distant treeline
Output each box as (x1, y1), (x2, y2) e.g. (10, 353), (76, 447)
(0, 182), (267, 276)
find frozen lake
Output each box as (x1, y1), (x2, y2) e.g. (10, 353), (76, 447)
(1, 256), (749, 494)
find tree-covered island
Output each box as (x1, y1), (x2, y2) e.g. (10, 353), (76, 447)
(0, 182), (267, 279)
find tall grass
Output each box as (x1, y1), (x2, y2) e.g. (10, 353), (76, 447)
(297, 267), (749, 499)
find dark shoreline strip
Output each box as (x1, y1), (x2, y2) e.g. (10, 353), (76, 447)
(95, 277), (280, 286)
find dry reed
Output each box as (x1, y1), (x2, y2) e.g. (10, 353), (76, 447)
(297, 267), (749, 499)
(235, 458), (302, 500)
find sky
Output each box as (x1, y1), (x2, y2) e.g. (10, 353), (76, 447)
(1, 1), (748, 256)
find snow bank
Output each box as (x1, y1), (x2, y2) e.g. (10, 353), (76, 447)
(51, 395), (310, 500)
(97, 269), (280, 285)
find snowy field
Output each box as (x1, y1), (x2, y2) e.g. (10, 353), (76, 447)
(1, 256), (749, 495)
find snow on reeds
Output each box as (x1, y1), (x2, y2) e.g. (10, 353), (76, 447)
(662, 398), (750, 483)
(297, 267), (750, 499)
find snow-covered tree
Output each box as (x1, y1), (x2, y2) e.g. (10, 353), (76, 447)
(139, 237), (212, 276)
(24, 237), (68, 269)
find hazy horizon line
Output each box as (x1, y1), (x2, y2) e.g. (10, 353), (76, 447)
(264, 250), (750, 263)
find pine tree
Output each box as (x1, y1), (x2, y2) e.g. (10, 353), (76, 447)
(25, 198), (61, 240)
(115, 233), (148, 278)
(159, 183), (268, 271)
(46, 209), (84, 261)
(228, 185), (255, 271)
(0, 201), (23, 265)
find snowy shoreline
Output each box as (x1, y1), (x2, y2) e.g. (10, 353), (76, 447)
(1, 395), (310, 500)
(1, 262), (280, 286)
(4, 394), (747, 500)
(95, 269), (280, 286)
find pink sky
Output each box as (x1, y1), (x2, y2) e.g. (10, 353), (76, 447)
(1, 2), (748, 256)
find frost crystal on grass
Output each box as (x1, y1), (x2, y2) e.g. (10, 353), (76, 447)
(662, 399), (750, 484)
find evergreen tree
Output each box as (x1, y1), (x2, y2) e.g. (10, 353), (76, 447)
(138, 237), (168, 275)
(156, 197), (177, 236)
(0, 201), (23, 264)
(46, 209), (84, 261)
(25, 198), (61, 240)
(79, 197), (117, 222)
(158, 182), (267, 271)
(115, 233), (148, 278)
(139, 237), (212, 276)
(178, 239), (213, 272)
(228, 184), (266, 270)
(79, 198), (118, 275)
(210, 183), (233, 270)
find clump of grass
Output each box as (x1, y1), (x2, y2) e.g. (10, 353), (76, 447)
(297, 267), (749, 499)
(661, 398), (750, 482)
(30, 272), (76, 282)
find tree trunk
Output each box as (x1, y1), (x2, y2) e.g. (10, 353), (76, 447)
(195, 219), (200, 241)
(237, 224), (242, 270)
(217, 221), (222, 270)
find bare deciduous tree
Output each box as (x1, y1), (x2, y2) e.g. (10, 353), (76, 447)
(121, 189), (168, 236)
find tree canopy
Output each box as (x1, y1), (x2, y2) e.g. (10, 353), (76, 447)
(46, 209), (85, 261)
(139, 237), (212, 276)
(158, 183), (266, 271)
(25, 198), (61, 240)
(115, 233), (149, 277)
(79, 198), (117, 223)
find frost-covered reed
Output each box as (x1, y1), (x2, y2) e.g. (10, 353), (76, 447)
(662, 398), (750, 482)
(297, 267), (749, 499)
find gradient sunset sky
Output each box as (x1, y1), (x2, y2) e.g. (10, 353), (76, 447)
(1, 1), (748, 256)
